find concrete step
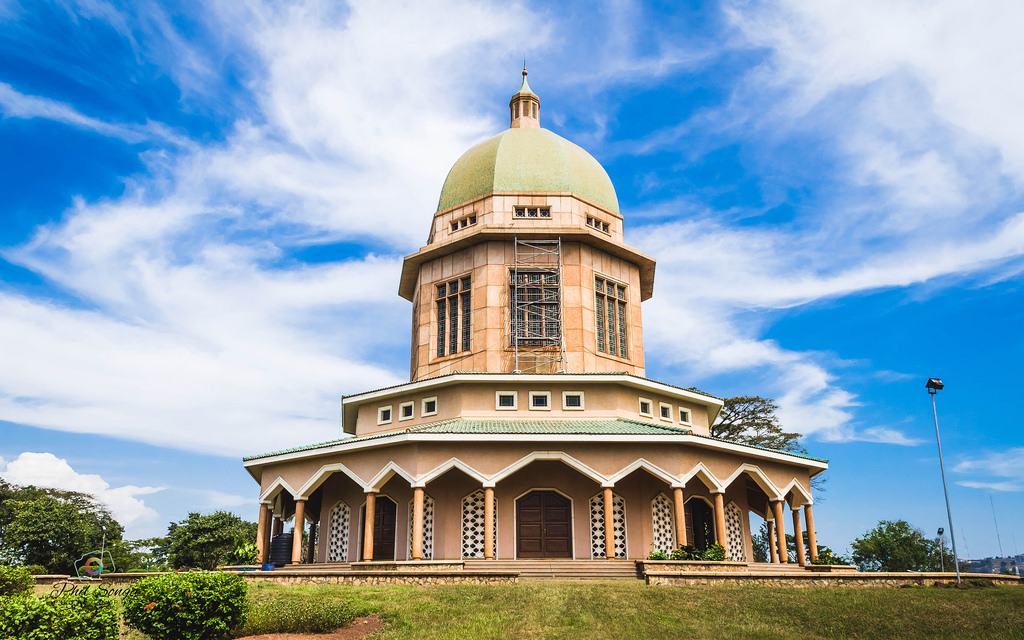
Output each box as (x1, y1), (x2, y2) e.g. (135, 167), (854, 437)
(465, 559), (640, 580)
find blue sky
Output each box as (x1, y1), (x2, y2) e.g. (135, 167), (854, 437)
(1, 0), (1021, 560)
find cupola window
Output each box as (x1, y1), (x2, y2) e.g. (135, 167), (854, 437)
(514, 206), (550, 218)
(450, 214), (477, 233)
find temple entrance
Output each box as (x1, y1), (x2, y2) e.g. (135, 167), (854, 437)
(686, 499), (715, 551)
(516, 490), (572, 558)
(370, 496), (397, 560)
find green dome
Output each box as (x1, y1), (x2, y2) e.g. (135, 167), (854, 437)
(436, 128), (619, 214)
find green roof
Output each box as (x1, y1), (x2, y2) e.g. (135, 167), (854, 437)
(436, 128), (620, 214)
(243, 417), (826, 465)
(245, 417), (690, 461)
(414, 417), (691, 435)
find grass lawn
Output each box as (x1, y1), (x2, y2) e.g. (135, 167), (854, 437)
(232, 580), (1024, 640)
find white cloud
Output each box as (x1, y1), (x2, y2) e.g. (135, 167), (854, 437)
(0, 452), (163, 527)
(194, 489), (250, 510)
(956, 481), (1023, 493)
(954, 448), (1024, 485)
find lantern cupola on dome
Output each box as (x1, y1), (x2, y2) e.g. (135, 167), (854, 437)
(435, 69), (619, 214)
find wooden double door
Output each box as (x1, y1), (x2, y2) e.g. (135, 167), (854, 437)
(517, 490), (572, 558)
(360, 496), (397, 561)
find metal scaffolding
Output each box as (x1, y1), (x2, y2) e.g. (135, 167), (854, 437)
(511, 237), (566, 373)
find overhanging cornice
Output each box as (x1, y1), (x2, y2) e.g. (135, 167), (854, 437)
(399, 226), (656, 301)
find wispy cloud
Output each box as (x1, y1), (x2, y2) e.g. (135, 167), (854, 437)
(0, 0), (542, 457)
(950, 446), (1024, 481)
(622, 1), (1024, 444)
(0, 82), (187, 146)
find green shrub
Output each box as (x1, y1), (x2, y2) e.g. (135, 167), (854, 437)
(239, 597), (358, 636)
(0, 588), (118, 640)
(811, 546), (848, 565)
(224, 542), (258, 566)
(702, 542), (727, 561)
(670, 545), (701, 561)
(647, 551), (669, 560)
(123, 571), (247, 640)
(22, 565), (48, 576)
(0, 565), (35, 596)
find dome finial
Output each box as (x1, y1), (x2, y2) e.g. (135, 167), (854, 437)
(510, 64), (539, 128)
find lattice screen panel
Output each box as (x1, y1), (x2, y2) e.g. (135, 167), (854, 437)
(327, 501), (351, 562)
(589, 493), (627, 558)
(651, 493), (676, 554)
(406, 494), (435, 560)
(725, 501), (746, 561)
(461, 490), (497, 559)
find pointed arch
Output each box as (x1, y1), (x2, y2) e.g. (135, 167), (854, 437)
(782, 479), (813, 507)
(418, 457), (488, 487)
(296, 463), (368, 499)
(607, 458), (679, 488)
(679, 462), (725, 493)
(720, 463), (783, 502)
(259, 477), (298, 504)
(489, 451), (606, 486)
(367, 462), (416, 492)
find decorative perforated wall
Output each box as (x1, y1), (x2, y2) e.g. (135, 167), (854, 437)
(725, 501), (746, 561)
(651, 493), (675, 554)
(589, 493), (627, 558)
(406, 494), (435, 560)
(327, 501), (351, 562)
(461, 490), (497, 559)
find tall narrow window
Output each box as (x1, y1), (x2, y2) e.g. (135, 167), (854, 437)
(595, 276), (628, 359)
(436, 276), (471, 358)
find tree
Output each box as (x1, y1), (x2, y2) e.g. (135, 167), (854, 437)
(851, 519), (950, 572)
(713, 396), (827, 495)
(712, 396), (806, 453)
(164, 512), (258, 570)
(0, 482), (123, 574)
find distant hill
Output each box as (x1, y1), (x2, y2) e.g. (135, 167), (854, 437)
(967, 555), (1022, 575)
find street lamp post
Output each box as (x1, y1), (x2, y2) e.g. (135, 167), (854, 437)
(927, 378), (961, 584)
(936, 527), (945, 573)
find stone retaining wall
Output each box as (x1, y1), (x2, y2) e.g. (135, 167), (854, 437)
(349, 561), (465, 572)
(243, 571), (517, 586)
(646, 571), (1023, 588)
(636, 560), (749, 573)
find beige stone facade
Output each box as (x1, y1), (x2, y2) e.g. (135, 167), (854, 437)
(244, 72), (827, 569)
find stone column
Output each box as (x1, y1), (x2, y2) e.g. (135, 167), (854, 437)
(772, 500), (787, 564)
(603, 488), (615, 559)
(792, 508), (807, 566)
(673, 487), (687, 547)
(713, 492), (728, 558)
(484, 487), (495, 560)
(273, 517), (284, 536)
(412, 487), (425, 561)
(363, 492), (376, 562)
(256, 504), (270, 565)
(767, 519), (778, 563)
(804, 504), (818, 562)
(291, 500), (306, 564)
